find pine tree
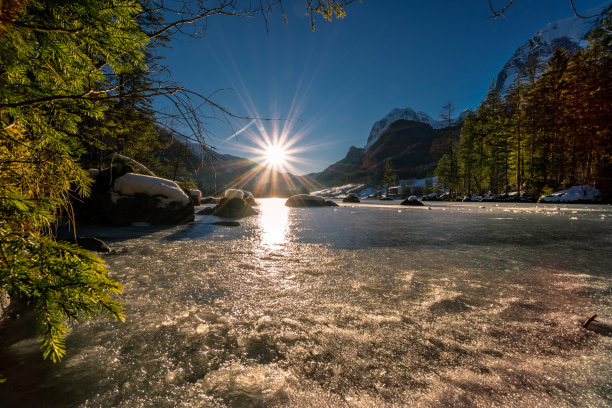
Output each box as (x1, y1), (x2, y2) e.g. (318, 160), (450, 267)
(382, 158), (398, 187)
(0, 0), (148, 362)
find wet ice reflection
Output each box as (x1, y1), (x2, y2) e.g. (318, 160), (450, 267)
(258, 198), (290, 249)
(0, 201), (611, 407)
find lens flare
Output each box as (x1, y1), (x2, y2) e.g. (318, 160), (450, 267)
(265, 144), (287, 168)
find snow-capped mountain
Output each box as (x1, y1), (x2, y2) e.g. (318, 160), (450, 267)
(365, 107), (466, 149)
(495, 2), (611, 93)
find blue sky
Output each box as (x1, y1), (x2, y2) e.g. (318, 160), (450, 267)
(160, 0), (607, 175)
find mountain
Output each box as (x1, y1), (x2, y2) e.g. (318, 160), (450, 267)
(315, 118), (462, 186)
(365, 107), (467, 149)
(495, 2), (611, 93)
(314, 5), (611, 188)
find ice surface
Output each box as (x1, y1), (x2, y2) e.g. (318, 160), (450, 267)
(1, 200), (611, 407)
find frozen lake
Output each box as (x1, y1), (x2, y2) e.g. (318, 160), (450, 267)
(1, 198), (611, 407)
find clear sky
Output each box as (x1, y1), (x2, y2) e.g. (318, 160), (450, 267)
(160, 0), (607, 175)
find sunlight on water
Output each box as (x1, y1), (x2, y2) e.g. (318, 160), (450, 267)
(258, 198), (290, 249)
(0, 202), (611, 407)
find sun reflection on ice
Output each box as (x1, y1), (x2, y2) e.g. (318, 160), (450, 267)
(258, 198), (290, 249)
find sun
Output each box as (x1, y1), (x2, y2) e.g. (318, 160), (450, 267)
(265, 144), (286, 167)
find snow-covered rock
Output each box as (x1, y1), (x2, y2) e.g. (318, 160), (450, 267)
(189, 189), (202, 203)
(495, 2), (611, 93)
(213, 197), (257, 218)
(539, 185), (600, 203)
(400, 196), (424, 206)
(75, 168), (195, 226)
(113, 173), (190, 207)
(224, 189), (244, 199)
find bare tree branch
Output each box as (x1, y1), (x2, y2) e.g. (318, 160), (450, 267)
(568, 0), (598, 19)
(489, 0), (600, 19)
(488, 0), (514, 18)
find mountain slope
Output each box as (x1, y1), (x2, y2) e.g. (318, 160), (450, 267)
(365, 107), (467, 149)
(495, 2), (611, 93)
(316, 118), (462, 186)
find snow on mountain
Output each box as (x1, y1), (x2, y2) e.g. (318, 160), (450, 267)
(495, 2), (611, 93)
(310, 183), (366, 198)
(365, 107), (465, 149)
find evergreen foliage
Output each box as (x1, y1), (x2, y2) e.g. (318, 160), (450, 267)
(0, 0), (147, 362)
(382, 158), (398, 186)
(435, 15), (612, 197)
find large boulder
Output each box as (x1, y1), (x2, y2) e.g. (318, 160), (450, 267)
(342, 193), (360, 203)
(243, 191), (257, 206)
(213, 197), (257, 218)
(285, 194), (338, 207)
(76, 171), (194, 226)
(188, 189), (202, 205)
(400, 196), (424, 206)
(224, 189), (244, 199)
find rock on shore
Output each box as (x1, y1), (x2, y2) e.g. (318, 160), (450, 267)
(285, 195), (338, 207)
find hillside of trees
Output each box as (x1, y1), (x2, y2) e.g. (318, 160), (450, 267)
(435, 15), (611, 198)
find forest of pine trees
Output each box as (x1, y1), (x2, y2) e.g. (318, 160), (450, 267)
(435, 14), (611, 199)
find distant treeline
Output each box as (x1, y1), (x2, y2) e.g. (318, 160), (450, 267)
(435, 15), (611, 197)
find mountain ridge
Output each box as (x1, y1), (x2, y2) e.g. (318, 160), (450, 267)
(495, 1), (611, 93)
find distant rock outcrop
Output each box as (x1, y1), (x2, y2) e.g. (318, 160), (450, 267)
(400, 196), (424, 206)
(285, 195), (338, 207)
(316, 118), (463, 186)
(342, 193), (360, 203)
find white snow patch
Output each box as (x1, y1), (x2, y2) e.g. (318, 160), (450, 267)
(365, 108), (463, 148)
(189, 190), (202, 200)
(113, 173), (190, 205)
(310, 183), (367, 198)
(539, 185), (600, 203)
(224, 189), (244, 199)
